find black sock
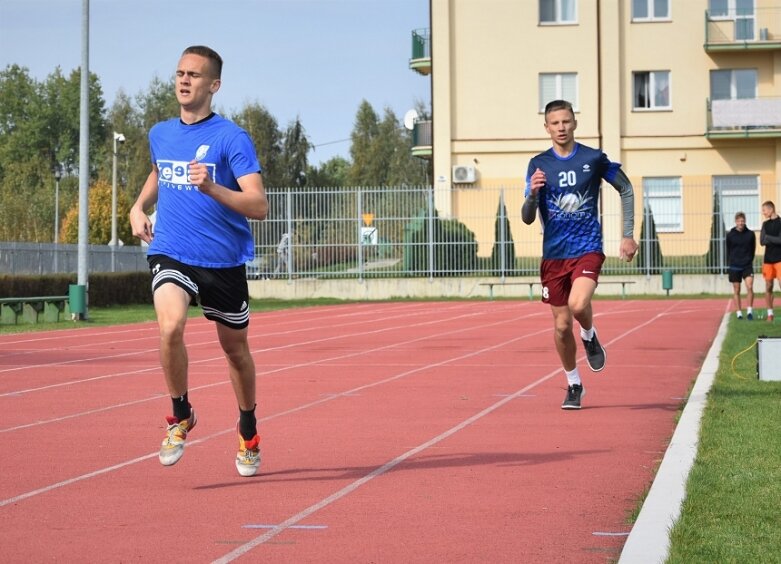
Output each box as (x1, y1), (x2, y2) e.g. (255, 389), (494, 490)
(172, 393), (191, 421)
(239, 404), (257, 440)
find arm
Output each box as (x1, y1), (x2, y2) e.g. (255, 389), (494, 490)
(606, 168), (639, 261)
(129, 166), (159, 244)
(188, 162), (269, 220)
(521, 168), (545, 225)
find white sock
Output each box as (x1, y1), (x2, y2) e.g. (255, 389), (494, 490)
(736, 311), (743, 318)
(747, 307), (753, 314)
(565, 367), (581, 386)
(769, 309), (774, 317)
(580, 326), (595, 341)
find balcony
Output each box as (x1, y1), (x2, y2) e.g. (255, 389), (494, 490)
(706, 97), (781, 139)
(704, 8), (781, 51)
(411, 119), (432, 159)
(410, 28), (431, 75)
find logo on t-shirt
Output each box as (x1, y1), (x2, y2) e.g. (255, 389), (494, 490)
(195, 145), (210, 162)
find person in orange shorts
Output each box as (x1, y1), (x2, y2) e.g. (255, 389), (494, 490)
(760, 201), (781, 322)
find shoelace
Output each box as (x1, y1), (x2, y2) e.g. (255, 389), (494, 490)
(163, 423), (187, 446)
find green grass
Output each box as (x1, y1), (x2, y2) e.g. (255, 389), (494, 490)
(666, 315), (781, 564)
(0, 298), (348, 334)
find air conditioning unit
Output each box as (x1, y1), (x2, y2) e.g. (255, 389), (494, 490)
(452, 165), (476, 184)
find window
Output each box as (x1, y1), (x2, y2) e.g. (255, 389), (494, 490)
(710, 69), (757, 100)
(714, 175), (760, 230)
(709, 0), (755, 40)
(643, 177), (682, 232)
(539, 73), (578, 112)
(633, 71), (671, 110)
(540, 0), (576, 24)
(632, 0), (670, 20)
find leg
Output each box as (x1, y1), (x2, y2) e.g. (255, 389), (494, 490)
(766, 279), (774, 312)
(745, 275), (754, 311)
(569, 276), (598, 331)
(732, 281), (743, 314)
(153, 283), (192, 398)
(215, 323), (256, 411)
(551, 305), (576, 371)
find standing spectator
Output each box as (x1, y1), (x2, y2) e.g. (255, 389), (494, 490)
(726, 211), (756, 319)
(760, 201), (781, 322)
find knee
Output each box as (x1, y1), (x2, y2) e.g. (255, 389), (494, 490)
(158, 319), (186, 346)
(569, 299), (589, 319)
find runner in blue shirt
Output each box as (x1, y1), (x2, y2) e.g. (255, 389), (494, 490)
(522, 100), (638, 409)
(130, 46), (268, 476)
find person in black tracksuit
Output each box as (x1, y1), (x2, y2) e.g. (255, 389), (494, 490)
(726, 212), (756, 319)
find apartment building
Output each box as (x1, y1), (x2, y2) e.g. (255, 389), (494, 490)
(409, 0), (781, 258)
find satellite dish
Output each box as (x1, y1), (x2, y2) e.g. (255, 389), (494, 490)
(403, 109), (419, 131)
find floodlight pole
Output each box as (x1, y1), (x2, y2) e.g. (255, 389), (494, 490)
(76, 0), (90, 318)
(110, 131), (124, 272)
(54, 166), (62, 272)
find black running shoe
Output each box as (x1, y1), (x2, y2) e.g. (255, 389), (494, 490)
(561, 384), (585, 410)
(582, 332), (606, 372)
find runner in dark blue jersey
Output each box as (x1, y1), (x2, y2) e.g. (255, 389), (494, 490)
(130, 46), (268, 476)
(522, 100), (638, 409)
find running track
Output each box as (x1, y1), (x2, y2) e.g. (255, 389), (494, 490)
(0, 299), (726, 563)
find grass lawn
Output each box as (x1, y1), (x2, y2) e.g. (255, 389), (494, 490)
(666, 314), (781, 563)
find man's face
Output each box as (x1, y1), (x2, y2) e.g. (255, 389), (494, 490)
(544, 108), (577, 148)
(762, 205), (773, 219)
(175, 53), (220, 109)
(735, 216), (746, 230)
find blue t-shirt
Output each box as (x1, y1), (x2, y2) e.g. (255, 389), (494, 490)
(525, 143), (621, 259)
(148, 114), (262, 268)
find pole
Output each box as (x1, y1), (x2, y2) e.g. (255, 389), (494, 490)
(54, 171), (60, 272)
(111, 134), (118, 272)
(76, 0), (90, 318)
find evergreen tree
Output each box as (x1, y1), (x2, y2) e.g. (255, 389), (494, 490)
(490, 193), (516, 275)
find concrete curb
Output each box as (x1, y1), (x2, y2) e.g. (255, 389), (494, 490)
(618, 312), (729, 563)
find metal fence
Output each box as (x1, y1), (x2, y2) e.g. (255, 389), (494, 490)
(2, 183), (776, 279)
(248, 183), (777, 280)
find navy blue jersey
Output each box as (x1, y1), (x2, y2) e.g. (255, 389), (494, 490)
(148, 114), (262, 268)
(525, 143), (621, 259)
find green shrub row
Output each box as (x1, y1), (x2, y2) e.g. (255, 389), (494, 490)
(0, 272), (153, 307)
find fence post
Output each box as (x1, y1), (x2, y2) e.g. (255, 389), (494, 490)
(357, 189), (364, 281)
(427, 187), (434, 281)
(285, 190), (294, 279)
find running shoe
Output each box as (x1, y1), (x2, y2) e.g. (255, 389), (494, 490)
(159, 409), (197, 466)
(236, 429), (261, 477)
(747, 312), (753, 321)
(562, 384), (585, 410)
(582, 332), (606, 372)
(768, 313), (774, 323)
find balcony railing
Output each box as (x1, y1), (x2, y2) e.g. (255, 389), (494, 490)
(705, 7), (781, 51)
(411, 119), (432, 159)
(410, 28), (431, 75)
(706, 97), (781, 138)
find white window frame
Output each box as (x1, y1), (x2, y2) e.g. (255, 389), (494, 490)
(539, 73), (579, 112)
(632, 71), (672, 111)
(539, 0), (577, 25)
(632, 0), (671, 21)
(713, 175), (761, 231)
(643, 177), (683, 233)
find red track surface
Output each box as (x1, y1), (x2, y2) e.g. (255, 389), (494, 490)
(0, 299), (726, 563)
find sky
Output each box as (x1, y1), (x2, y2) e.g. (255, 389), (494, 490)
(0, 0), (431, 165)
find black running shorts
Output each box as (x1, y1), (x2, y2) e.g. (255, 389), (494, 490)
(147, 254), (250, 329)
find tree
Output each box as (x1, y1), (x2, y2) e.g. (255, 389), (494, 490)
(637, 204), (664, 273)
(231, 102), (285, 187)
(705, 191), (727, 274)
(60, 178), (133, 245)
(280, 116), (311, 188)
(491, 193), (516, 275)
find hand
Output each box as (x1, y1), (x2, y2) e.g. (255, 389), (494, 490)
(619, 237), (639, 262)
(188, 160), (215, 193)
(529, 168), (546, 196)
(129, 207), (153, 244)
